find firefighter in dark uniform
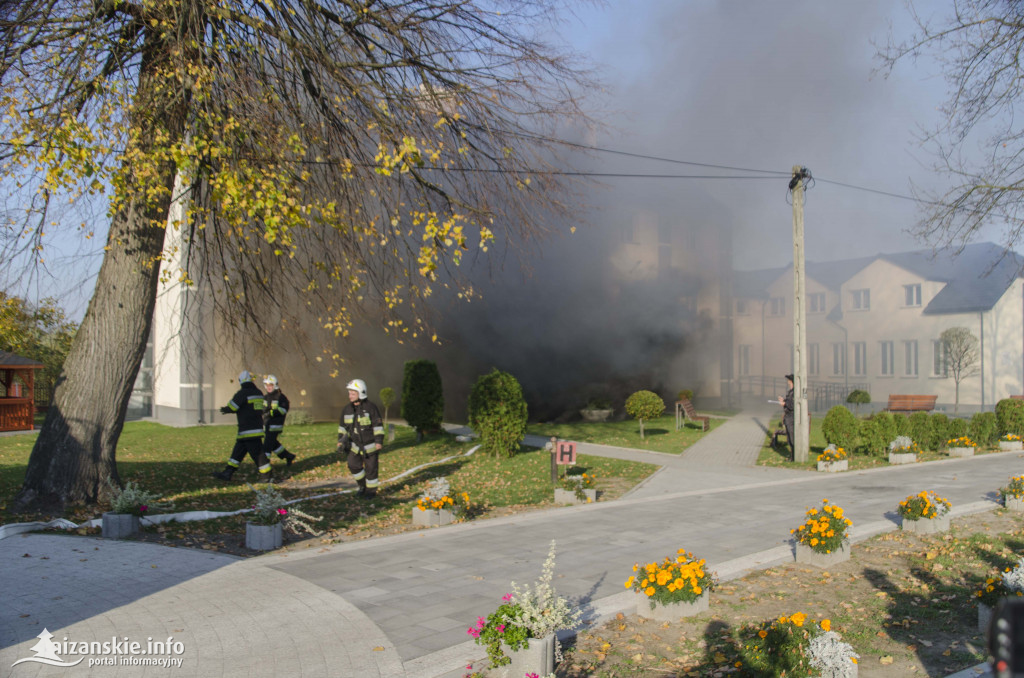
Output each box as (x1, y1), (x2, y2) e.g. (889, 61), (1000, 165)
(337, 378), (384, 497)
(776, 373), (795, 461)
(262, 374), (297, 466)
(212, 370), (272, 482)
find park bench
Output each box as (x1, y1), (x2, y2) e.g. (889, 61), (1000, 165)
(885, 394), (937, 413)
(675, 397), (709, 431)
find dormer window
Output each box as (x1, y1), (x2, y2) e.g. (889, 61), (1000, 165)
(851, 289), (870, 311)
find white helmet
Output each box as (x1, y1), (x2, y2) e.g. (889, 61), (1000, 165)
(346, 378), (367, 399)
(238, 370), (253, 384)
(263, 374), (278, 390)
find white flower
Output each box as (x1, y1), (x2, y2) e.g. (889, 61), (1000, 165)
(1002, 557), (1024, 594)
(808, 630), (859, 678)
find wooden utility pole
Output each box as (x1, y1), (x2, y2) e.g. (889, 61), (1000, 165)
(791, 166), (810, 462)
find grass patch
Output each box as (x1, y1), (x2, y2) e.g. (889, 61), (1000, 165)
(527, 415), (725, 455)
(0, 422), (657, 552)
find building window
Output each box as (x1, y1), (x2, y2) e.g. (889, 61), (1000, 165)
(933, 340), (948, 377)
(904, 283), (922, 307)
(738, 345), (751, 377)
(832, 343), (846, 376)
(809, 292), (826, 314)
(769, 297), (785, 316)
(851, 289), (870, 310)
(853, 342), (867, 376)
(880, 341), (894, 376)
(904, 340), (918, 376)
(735, 299), (748, 315)
(808, 343), (820, 375)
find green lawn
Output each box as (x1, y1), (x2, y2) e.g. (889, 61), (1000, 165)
(527, 414), (725, 455)
(0, 422), (658, 544)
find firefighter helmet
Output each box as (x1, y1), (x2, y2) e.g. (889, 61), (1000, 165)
(264, 374), (278, 390)
(346, 378), (367, 399)
(238, 370), (253, 384)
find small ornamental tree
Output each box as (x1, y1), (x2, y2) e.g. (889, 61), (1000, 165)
(625, 390), (665, 440)
(821, 406), (858, 451)
(845, 389), (870, 416)
(401, 360), (444, 440)
(467, 369), (528, 457)
(996, 398), (1024, 438)
(379, 387), (395, 430)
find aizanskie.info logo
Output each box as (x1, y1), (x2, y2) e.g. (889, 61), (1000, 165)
(12, 628), (185, 669)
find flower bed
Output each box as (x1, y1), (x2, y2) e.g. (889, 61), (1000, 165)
(888, 436), (920, 464)
(414, 477), (469, 526)
(1001, 476), (1024, 512)
(557, 466), (597, 504)
(817, 446), (848, 473)
(741, 613), (858, 678)
(976, 557), (1024, 631)
(791, 500), (852, 565)
(1000, 434), (1023, 451)
(946, 436), (977, 457)
(626, 549), (714, 619)
(897, 490), (951, 533)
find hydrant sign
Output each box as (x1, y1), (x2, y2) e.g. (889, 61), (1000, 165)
(555, 441), (577, 465)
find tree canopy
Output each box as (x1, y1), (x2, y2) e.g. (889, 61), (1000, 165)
(880, 1), (1024, 253)
(0, 0), (597, 508)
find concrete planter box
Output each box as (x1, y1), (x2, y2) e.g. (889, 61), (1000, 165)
(412, 507), (455, 527)
(979, 602), (993, 634)
(490, 633), (555, 678)
(246, 522), (283, 551)
(794, 541), (850, 568)
(817, 459), (848, 473)
(1000, 440), (1023, 451)
(579, 409), (613, 423)
(1005, 496), (1024, 512)
(101, 512), (140, 539)
(888, 452), (917, 465)
(900, 514), (950, 534)
(947, 446), (976, 458)
(635, 590), (710, 621)
(554, 488), (597, 505)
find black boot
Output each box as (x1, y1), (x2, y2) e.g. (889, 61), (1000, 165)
(212, 467), (235, 481)
(364, 486), (377, 499)
(280, 450), (296, 467)
(356, 478), (367, 496)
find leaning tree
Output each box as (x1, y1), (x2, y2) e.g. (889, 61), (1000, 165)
(0, 0), (597, 509)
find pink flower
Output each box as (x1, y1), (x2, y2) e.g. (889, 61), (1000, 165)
(496, 624), (505, 633)
(526, 673), (540, 678)
(502, 593), (513, 602)
(139, 505), (148, 513)
(475, 616), (486, 629)
(466, 627), (480, 638)
(277, 508), (288, 515)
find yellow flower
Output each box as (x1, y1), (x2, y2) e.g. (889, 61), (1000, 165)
(851, 657), (858, 664)
(820, 619), (831, 632)
(625, 576), (635, 589)
(758, 630), (768, 639)
(791, 612), (806, 627)
(810, 538), (819, 547)
(645, 586), (655, 597)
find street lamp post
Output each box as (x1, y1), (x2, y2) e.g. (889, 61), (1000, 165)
(790, 166), (810, 462)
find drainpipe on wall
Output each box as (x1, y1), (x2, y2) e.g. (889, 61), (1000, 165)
(980, 310), (986, 412)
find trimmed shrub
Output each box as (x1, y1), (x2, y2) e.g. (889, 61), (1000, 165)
(821, 405), (858, 450)
(625, 390), (666, 440)
(846, 389), (871, 415)
(860, 412), (897, 456)
(930, 413), (949, 449)
(908, 411), (932, 450)
(467, 369), (528, 457)
(996, 398), (1024, 437)
(947, 417), (968, 440)
(970, 411), (999, 447)
(401, 360), (444, 436)
(379, 387), (395, 428)
(892, 413), (910, 436)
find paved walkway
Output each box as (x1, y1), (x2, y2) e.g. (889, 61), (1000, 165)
(1, 407), (1014, 677)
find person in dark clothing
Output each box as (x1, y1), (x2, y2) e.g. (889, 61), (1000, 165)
(262, 374), (296, 467)
(212, 370), (272, 482)
(776, 373), (795, 460)
(337, 378), (384, 498)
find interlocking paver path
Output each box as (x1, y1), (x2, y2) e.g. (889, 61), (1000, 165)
(1, 405), (1017, 677)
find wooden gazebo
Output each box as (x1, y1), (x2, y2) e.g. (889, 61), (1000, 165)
(0, 350), (44, 431)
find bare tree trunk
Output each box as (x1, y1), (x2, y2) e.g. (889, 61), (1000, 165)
(13, 31), (189, 511)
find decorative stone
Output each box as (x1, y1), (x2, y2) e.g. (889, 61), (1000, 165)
(1000, 440), (1023, 451)
(888, 452), (917, 465)
(554, 488), (597, 505)
(635, 590), (710, 621)
(794, 541), (851, 568)
(101, 512), (140, 539)
(947, 446), (975, 458)
(579, 408), (613, 423)
(817, 459), (848, 473)
(245, 521), (283, 551)
(900, 514), (951, 534)
(412, 507), (454, 526)
(1005, 496), (1024, 512)
(491, 633), (555, 678)
(979, 602), (992, 634)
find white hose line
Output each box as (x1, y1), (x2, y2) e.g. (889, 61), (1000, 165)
(0, 444), (480, 540)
